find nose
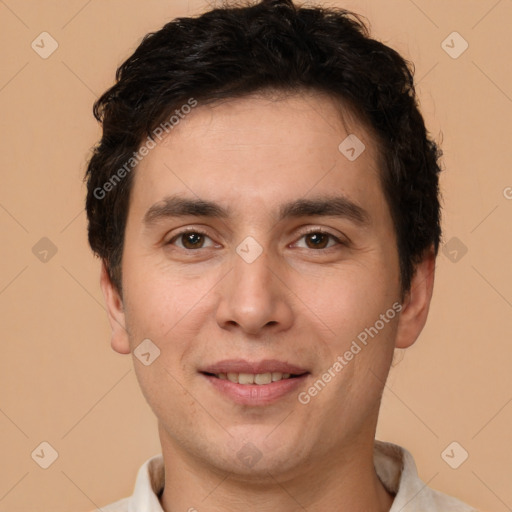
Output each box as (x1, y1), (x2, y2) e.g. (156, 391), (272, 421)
(215, 247), (294, 336)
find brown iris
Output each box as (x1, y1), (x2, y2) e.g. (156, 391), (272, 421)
(180, 232), (205, 249)
(304, 232), (330, 249)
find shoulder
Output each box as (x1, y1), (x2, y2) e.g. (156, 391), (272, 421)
(374, 440), (479, 512)
(91, 454), (165, 512)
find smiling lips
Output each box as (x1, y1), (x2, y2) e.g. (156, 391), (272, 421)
(201, 358), (308, 379)
(200, 359), (310, 405)
(213, 371), (293, 385)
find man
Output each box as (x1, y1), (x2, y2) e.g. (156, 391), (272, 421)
(85, 0), (478, 510)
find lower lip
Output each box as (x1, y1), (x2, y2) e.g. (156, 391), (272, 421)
(202, 373), (308, 406)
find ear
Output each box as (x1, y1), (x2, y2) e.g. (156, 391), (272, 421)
(395, 247), (436, 349)
(100, 261), (131, 355)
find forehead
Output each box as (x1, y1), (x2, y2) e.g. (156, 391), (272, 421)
(130, 92), (385, 221)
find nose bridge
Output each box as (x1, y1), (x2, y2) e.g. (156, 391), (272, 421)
(215, 239), (293, 334)
(232, 242), (277, 311)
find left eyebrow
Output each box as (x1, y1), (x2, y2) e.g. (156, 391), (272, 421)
(278, 196), (370, 225)
(142, 194), (370, 227)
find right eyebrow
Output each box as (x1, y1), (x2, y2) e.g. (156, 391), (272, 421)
(143, 196), (231, 227)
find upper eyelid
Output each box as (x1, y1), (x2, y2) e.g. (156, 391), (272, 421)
(167, 227), (212, 240)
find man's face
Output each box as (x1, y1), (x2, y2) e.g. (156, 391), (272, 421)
(108, 92), (406, 476)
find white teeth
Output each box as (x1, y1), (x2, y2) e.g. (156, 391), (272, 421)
(227, 372), (238, 383)
(216, 372), (294, 384)
(254, 372), (272, 385)
(238, 373), (255, 385)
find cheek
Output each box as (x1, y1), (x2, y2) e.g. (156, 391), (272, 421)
(122, 254), (210, 331)
(121, 267), (219, 388)
(296, 258), (397, 323)
(291, 261), (401, 374)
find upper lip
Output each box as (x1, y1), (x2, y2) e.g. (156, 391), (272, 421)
(201, 359), (309, 375)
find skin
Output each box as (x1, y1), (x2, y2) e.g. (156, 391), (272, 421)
(101, 91), (435, 512)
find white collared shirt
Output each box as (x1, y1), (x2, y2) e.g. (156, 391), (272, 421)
(100, 440), (478, 511)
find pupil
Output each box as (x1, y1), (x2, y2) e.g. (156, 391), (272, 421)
(308, 233), (327, 248)
(184, 233), (203, 248)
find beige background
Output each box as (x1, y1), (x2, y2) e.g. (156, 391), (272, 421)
(1, 0), (511, 510)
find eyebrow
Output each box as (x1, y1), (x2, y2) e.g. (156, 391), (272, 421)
(143, 194), (370, 227)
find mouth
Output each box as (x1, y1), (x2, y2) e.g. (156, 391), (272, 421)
(201, 371), (304, 385)
(199, 359), (310, 405)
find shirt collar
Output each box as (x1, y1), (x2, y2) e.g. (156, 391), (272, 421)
(124, 440), (475, 512)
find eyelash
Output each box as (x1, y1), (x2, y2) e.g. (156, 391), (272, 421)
(166, 228), (346, 251)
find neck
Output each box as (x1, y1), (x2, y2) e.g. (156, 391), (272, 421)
(158, 429), (394, 512)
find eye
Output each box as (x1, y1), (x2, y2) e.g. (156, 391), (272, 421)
(293, 230), (344, 250)
(166, 228), (345, 251)
(167, 230), (216, 250)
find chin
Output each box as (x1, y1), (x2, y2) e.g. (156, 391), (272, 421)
(221, 428), (306, 476)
